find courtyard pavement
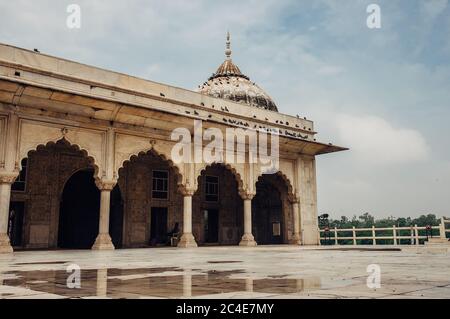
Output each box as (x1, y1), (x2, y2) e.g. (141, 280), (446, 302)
(0, 245), (449, 299)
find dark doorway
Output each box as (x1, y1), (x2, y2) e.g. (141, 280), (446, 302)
(150, 207), (168, 245)
(8, 202), (24, 247)
(204, 209), (219, 243)
(110, 185), (124, 248)
(253, 177), (283, 245)
(58, 169), (100, 249)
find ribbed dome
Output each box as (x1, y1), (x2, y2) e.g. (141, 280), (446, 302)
(198, 33), (278, 112)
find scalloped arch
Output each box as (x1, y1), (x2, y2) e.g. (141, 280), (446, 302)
(195, 162), (245, 195)
(20, 138), (101, 181)
(256, 170), (295, 201)
(118, 148), (183, 187)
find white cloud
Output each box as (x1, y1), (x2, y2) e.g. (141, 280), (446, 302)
(335, 114), (429, 165)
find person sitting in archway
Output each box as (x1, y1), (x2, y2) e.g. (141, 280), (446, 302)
(167, 222), (180, 246)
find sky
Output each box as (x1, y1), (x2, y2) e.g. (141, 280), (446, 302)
(1, 0), (449, 219)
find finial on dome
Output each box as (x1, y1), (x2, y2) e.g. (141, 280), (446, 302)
(225, 31), (232, 60)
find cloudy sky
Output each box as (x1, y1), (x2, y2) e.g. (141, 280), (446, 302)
(1, 0), (449, 219)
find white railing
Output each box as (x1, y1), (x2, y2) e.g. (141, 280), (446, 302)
(318, 217), (449, 246)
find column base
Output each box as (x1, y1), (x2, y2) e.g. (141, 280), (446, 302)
(289, 234), (302, 245)
(239, 234), (257, 247)
(0, 234), (13, 254)
(177, 233), (198, 248)
(92, 234), (115, 250)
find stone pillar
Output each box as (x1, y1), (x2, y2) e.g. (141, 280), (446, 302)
(178, 189), (198, 248)
(440, 217), (447, 240)
(296, 156), (319, 245)
(290, 198), (301, 245)
(1, 113), (19, 254)
(0, 173), (17, 254)
(92, 180), (116, 250)
(239, 193), (257, 247)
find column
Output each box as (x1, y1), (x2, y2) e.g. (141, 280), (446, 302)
(92, 180), (116, 250)
(296, 156), (319, 245)
(334, 227), (338, 245)
(440, 217), (447, 240)
(352, 226), (357, 245)
(414, 225), (419, 245)
(178, 189), (198, 248)
(1, 113), (19, 254)
(290, 198), (301, 245)
(372, 226), (377, 246)
(393, 225), (398, 246)
(239, 193), (257, 247)
(0, 173), (17, 254)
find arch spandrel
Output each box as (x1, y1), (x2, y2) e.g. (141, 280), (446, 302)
(194, 161), (246, 196)
(17, 121), (105, 180)
(115, 134), (185, 191)
(23, 139), (100, 184)
(254, 162), (296, 202)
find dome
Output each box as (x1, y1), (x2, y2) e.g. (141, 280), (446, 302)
(198, 33), (278, 112)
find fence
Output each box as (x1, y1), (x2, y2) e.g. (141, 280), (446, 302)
(318, 217), (450, 246)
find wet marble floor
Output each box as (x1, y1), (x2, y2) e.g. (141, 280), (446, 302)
(0, 245), (449, 299)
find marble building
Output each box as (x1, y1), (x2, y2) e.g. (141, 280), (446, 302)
(0, 35), (346, 253)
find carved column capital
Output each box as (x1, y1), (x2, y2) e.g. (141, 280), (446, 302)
(239, 190), (256, 201)
(0, 172), (19, 184)
(95, 179), (117, 191)
(180, 187), (196, 197)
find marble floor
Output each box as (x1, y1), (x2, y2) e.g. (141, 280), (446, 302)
(0, 245), (449, 299)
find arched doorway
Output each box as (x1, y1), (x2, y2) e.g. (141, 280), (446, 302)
(118, 150), (183, 248)
(9, 139), (99, 249)
(193, 164), (243, 245)
(253, 174), (291, 245)
(58, 169), (100, 249)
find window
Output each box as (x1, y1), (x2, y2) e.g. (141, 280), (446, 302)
(205, 175), (219, 202)
(152, 170), (169, 199)
(12, 159), (28, 192)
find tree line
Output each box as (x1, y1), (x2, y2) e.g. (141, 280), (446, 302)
(319, 213), (448, 245)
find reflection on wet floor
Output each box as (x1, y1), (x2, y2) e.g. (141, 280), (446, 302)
(1, 267), (321, 299)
